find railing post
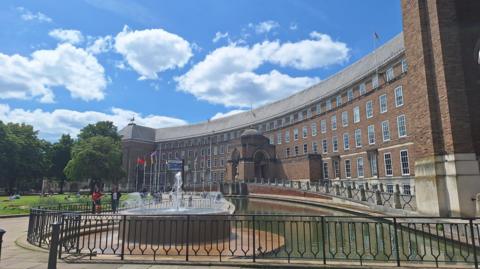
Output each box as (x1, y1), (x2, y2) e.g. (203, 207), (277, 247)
(375, 190), (383, 205)
(121, 215), (127, 260)
(48, 222), (60, 269)
(0, 228), (5, 261)
(58, 214), (65, 259)
(347, 186), (353, 198)
(325, 183), (329, 193)
(470, 219), (478, 269)
(360, 188), (367, 201)
(392, 217), (401, 267)
(252, 215), (256, 262)
(394, 185), (402, 209)
(185, 215), (190, 261)
(335, 184), (340, 196)
(321, 217), (326, 265)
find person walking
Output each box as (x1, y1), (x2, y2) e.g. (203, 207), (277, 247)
(92, 187), (102, 214)
(111, 187), (121, 213)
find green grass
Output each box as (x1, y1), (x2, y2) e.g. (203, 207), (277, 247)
(0, 192), (132, 216)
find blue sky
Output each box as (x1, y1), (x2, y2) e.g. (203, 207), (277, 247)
(0, 0), (402, 141)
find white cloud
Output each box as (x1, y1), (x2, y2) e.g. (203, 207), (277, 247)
(0, 104), (187, 141)
(114, 26), (193, 80)
(176, 33), (349, 107)
(86, 35), (113, 54)
(211, 109), (247, 120)
(49, 29), (84, 45)
(250, 20), (279, 34)
(0, 43), (107, 103)
(212, 32), (229, 43)
(269, 32), (349, 70)
(17, 7), (52, 23)
(289, 22), (298, 30)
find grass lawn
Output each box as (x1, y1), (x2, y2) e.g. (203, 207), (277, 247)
(0, 192), (132, 216)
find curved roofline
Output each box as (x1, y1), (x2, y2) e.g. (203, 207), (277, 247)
(120, 32), (405, 143)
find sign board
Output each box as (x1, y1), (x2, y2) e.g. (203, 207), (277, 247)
(167, 160), (183, 171)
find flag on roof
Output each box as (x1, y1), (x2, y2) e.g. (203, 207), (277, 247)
(136, 157), (145, 165)
(373, 32), (380, 40)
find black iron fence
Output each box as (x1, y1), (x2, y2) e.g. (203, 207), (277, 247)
(27, 206), (480, 268)
(243, 178), (417, 212)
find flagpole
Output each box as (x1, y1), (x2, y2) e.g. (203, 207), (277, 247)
(143, 154), (147, 190)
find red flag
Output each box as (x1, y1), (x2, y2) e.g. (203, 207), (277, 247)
(137, 157), (145, 165)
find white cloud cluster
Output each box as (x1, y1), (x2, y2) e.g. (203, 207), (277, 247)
(17, 7), (52, 23)
(0, 43), (107, 103)
(176, 33), (349, 107)
(114, 26), (193, 80)
(250, 20), (279, 34)
(211, 109), (246, 120)
(212, 32), (229, 43)
(48, 29), (84, 45)
(87, 35), (113, 54)
(0, 104), (187, 141)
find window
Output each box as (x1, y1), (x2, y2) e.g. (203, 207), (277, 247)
(344, 159), (351, 178)
(369, 152), (378, 177)
(326, 99), (332, 110)
(316, 103), (322, 114)
(269, 135), (274, 145)
(311, 123), (317, 136)
(357, 157), (364, 177)
(331, 115), (337, 130)
(294, 128), (299, 140)
(353, 106), (360, 123)
(285, 148), (290, 157)
(302, 126), (308, 138)
(332, 136), (338, 152)
(366, 100), (373, 118)
(285, 131), (290, 143)
(320, 119), (327, 133)
(372, 74), (379, 89)
(400, 150), (410, 175)
(336, 95), (342, 106)
(355, 129), (362, 147)
(359, 83), (366, 95)
(303, 144), (308, 154)
(333, 160), (340, 178)
(379, 94), (388, 113)
(397, 115), (407, 137)
(343, 133), (350, 150)
(298, 112), (303, 121)
(384, 153), (393, 176)
(403, 184), (411, 195)
(386, 184), (394, 193)
(347, 89), (354, 101)
(401, 59), (408, 73)
(386, 67), (394, 82)
(322, 139), (328, 153)
(395, 86), (404, 107)
(368, 125), (375, 145)
(294, 146), (299, 156)
(277, 132), (282, 144)
(312, 142), (318, 153)
(307, 109), (312, 118)
(382, 120), (391, 141)
(341, 111), (348, 127)
(323, 162), (329, 179)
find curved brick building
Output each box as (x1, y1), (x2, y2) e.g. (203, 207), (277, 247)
(120, 0), (480, 217)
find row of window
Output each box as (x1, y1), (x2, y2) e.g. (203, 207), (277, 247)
(322, 149), (410, 179)
(282, 114), (407, 155)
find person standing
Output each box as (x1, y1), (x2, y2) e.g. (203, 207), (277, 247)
(111, 187), (121, 213)
(92, 187), (102, 214)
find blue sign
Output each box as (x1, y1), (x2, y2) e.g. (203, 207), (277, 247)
(167, 160), (183, 171)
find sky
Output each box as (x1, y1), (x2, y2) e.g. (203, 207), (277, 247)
(0, 0), (402, 141)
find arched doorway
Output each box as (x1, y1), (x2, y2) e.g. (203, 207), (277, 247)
(231, 149), (240, 181)
(253, 151), (268, 179)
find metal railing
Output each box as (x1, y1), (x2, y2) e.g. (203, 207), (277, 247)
(27, 206), (480, 268)
(244, 178), (417, 212)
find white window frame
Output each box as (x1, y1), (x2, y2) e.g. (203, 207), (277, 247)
(332, 136), (338, 152)
(357, 157), (364, 178)
(368, 125), (375, 145)
(312, 142), (318, 154)
(316, 103), (322, 114)
(331, 115), (337, 130)
(372, 74), (379, 89)
(384, 152), (393, 176)
(277, 132), (282, 145)
(379, 94), (388, 113)
(322, 139), (328, 154)
(285, 130), (290, 143)
(320, 119), (327, 133)
(326, 99), (332, 110)
(303, 144), (308, 154)
(359, 83), (366, 95)
(353, 106), (360, 123)
(366, 100), (373, 118)
(347, 89), (354, 101)
(294, 128), (299, 141)
(401, 59), (408, 73)
(344, 159), (351, 178)
(302, 126), (308, 139)
(386, 67), (394, 82)
(397, 115), (407, 137)
(355, 129), (362, 148)
(336, 95), (342, 106)
(343, 133), (350, 150)
(341, 111), (348, 127)
(400, 150), (410, 175)
(382, 120), (391, 142)
(311, 123), (317, 136)
(395, 86), (404, 107)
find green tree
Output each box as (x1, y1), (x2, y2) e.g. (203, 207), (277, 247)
(64, 136), (124, 192)
(48, 134), (74, 193)
(0, 121), (14, 192)
(78, 121), (121, 142)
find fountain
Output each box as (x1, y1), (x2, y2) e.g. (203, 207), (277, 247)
(121, 172), (234, 244)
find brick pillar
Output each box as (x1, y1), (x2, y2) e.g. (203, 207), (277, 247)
(402, 0), (480, 216)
